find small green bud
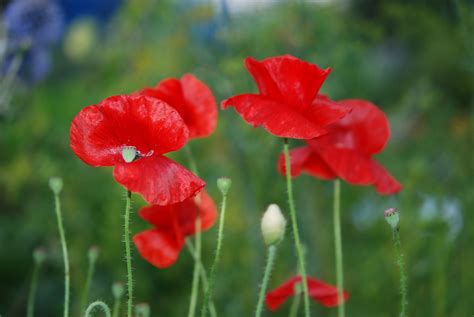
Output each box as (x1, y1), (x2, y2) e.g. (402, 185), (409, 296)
(384, 207), (400, 230)
(135, 303), (150, 317)
(122, 146), (137, 163)
(261, 204), (286, 246)
(88, 245), (100, 263)
(49, 177), (63, 195)
(217, 177), (232, 195)
(112, 282), (124, 300)
(33, 247), (47, 265)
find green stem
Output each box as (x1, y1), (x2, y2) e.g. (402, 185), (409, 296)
(53, 191), (70, 317)
(393, 229), (407, 317)
(333, 180), (345, 317)
(200, 185), (229, 317)
(123, 191), (133, 317)
(288, 291), (301, 317)
(255, 245), (277, 317)
(111, 299), (121, 317)
(84, 301), (111, 317)
(80, 257), (97, 314)
(283, 139), (310, 317)
(26, 262), (41, 317)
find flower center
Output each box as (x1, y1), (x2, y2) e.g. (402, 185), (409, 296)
(121, 146), (154, 163)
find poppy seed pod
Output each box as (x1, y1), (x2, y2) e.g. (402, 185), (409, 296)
(217, 177), (232, 195)
(135, 303), (150, 317)
(261, 204), (286, 246)
(384, 207), (400, 230)
(49, 177), (63, 195)
(33, 247), (47, 265)
(112, 282), (124, 300)
(88, 245), (100, 263)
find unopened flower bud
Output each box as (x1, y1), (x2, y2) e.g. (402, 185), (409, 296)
(33, 247), (47, 265)
(217, 177), (232, 195)
(261, 204), (286, 246)
(49, 177), (63, 195)
(112, 282), (124, 300)
(384, 207), (400, 230)
(135, 303), (150, 317)
(88, 245), (100, 263)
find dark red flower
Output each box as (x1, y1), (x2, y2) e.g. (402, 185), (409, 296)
(133, 191), (217, 268)
(70, 94), (205, 205)
(138, 73), (217, 139)
(221, 55), (350, 139)
(265, 275), (348, 311)
(278, 99), (401, 195)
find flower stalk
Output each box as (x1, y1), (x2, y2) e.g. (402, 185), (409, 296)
(27, 247), (46, 317)
(80, 246), (100, 314)
(49, 177), (70, 317)
(200, 177), (231, 317)
(111, 282), (124, 317)
(123, 190), (134, 317)
(283, 139), (310, 317)
(255, 245), (277, 317)
(84, 301), (111, 317)
(333, 179), (345, 317)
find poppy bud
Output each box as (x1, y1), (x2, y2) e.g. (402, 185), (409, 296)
(261, 204), (286, 246)
(217, 177), (232, 195)
(49, 177), (63, 195)
(33, 247), (47, 265)
(112, 282), (124, 300)
(135, 303), (150, 317)
(384, 207), (400, 230)
(122, 146), (137, 163)
(88, 245), (100, 263)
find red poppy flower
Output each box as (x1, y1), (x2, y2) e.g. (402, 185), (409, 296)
(278, 99), (401, 195)
(133, 191), (217, 268)
(138, 73), (217, 139)
(221, 55), (350, 139)
(70, 94), (205, 205)
(265, 275), (348, 311)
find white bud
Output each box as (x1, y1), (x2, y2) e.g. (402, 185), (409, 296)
(261, 204), (286, 246)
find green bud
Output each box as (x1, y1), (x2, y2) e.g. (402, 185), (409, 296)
(112, 282), (124, 300)
(384, 207), (400, 230)
(49, 177), (63, 195)
(217, 177), (232, 195)
(135, 303), (150, 317)
(33, 247), (47, 265)
(122, 146), (137, 163)
(261, 204), (286, 246)
(88, 245), (100, 263)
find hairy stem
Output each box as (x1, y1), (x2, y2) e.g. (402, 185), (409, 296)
(393, 229), (408, 317)
(26, 262), (42, 317)
(80, 256), (97, 314)
(111, 298), (121, 317)
(53, 191), (70, 317)
(288, 292), (301, 317)
(123, 191), (133, 317)
(333, 180), (345, 317)
(255, 245), (277, 317)
(283, 139), (310, 317)
(84, 301), (111, 317)
(200, 185), (229, 317)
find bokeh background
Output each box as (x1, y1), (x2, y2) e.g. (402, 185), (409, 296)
(0, 0), (473, 316)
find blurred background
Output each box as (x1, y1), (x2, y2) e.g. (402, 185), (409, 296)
(0, 0), (473, 316)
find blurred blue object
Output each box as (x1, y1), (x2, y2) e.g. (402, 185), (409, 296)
(4, 0), (64, 49)
(58, 0), (122, 23)
(2, 47), (51, 83)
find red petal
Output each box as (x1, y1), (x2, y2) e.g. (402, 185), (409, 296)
(245, 55), (331, 112)
(305, 95), (351, 127)
(222, 94), (327, 139)
(278, 146), (337, 180)
(372, 160), (402, 195)
(70, 95), (189, 166)
(139, 74), (217, 139)
(133, 229), (184, 268)
(113, 155), (205, 205)
(307, 276), (349, 307)
(265, 276), (301, 311)
(322, 99), (390, 155)
(311, 145), (375, 185)
(139, 190), (217, 235)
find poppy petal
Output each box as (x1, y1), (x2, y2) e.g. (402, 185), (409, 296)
(139, 74), (217, 139)
(278, 146), (337, 180)
(222, 94), (327, 139)
(305, 95), (351, 127)
(245, 55), (331, 112)
(70, 95), (189, 166)
(307, 276), (349, 307)
(139, 190), (217, 235)
(113, 155), (205, 205)
(133, 229), (185, 268)
(265, 276), (301, 311)
(372, 160), (402, 195)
